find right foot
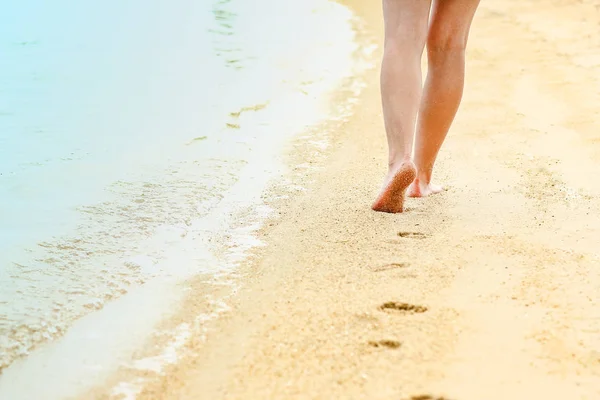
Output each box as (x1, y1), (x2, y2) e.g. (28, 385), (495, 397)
(406, 179), (444, 198)
(371, 162), (417, 213)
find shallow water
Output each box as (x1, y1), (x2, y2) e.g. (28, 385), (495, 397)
(0, 0), (361, 375)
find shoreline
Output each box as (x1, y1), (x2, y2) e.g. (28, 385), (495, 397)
(78, 7), (379, 398)
(0, 0), (364, 397)
(5, 0), (600, 398)
(0, 1), (369, 398)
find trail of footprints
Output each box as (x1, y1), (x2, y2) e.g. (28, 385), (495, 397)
(369, 230), (450, 398)
(368, 301), (448, 398)
(369, 230), (429, 349)
(376, 231), (429, 271)
(367, 301), (428, 352)
(368, 301), (428, 350)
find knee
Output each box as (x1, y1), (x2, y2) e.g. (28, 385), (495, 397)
(427, 23), (469, 55)
(383, 20), (429, 56)
(384, 33), (428, 58)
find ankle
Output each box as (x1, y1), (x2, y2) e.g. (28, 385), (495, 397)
(413, 172), (431, 186)
(388, 156), (413, 172)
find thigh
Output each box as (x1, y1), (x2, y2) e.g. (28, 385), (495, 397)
(382, 0), (433, 50)
(428, 0), (481, 49)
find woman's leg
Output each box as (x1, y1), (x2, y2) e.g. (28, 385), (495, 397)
(408, 0), (481, 197)
(372, 0), (432, 213)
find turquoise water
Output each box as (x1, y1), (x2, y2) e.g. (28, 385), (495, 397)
(0, 0), (237, 251)
(0, 0), (359, 374)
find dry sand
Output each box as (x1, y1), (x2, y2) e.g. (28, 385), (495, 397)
(93, 0), (600, 398)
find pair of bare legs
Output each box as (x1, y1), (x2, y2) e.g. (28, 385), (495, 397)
(372, 0), (480, 213)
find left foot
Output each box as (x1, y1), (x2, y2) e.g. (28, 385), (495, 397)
(372, 161), (417, 213)
(406, 179), (444, 198)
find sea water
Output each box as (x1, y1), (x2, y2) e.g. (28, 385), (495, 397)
(0, 0), (364, 380)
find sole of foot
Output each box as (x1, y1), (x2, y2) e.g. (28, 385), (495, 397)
(372, 162), (417, 213)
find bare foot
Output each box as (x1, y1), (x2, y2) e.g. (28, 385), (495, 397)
(372, 162), (417, 213)
(406, 179), (444, 198)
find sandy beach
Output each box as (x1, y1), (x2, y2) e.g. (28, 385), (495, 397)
(80, 0), (600, 398)
(71, 0), (600, 398)
(14, 0), (600, 398)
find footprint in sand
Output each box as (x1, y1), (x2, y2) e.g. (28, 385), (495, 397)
(397, 231), (428, 239)
(368, 339), (401, 349)
(371, 262), (410, 272)
(379, 302), (428, 314)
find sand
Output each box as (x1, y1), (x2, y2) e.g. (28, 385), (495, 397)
(85, 0), (600, 398)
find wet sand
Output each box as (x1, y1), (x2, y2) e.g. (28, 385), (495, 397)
(83, 0), (600, 398)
